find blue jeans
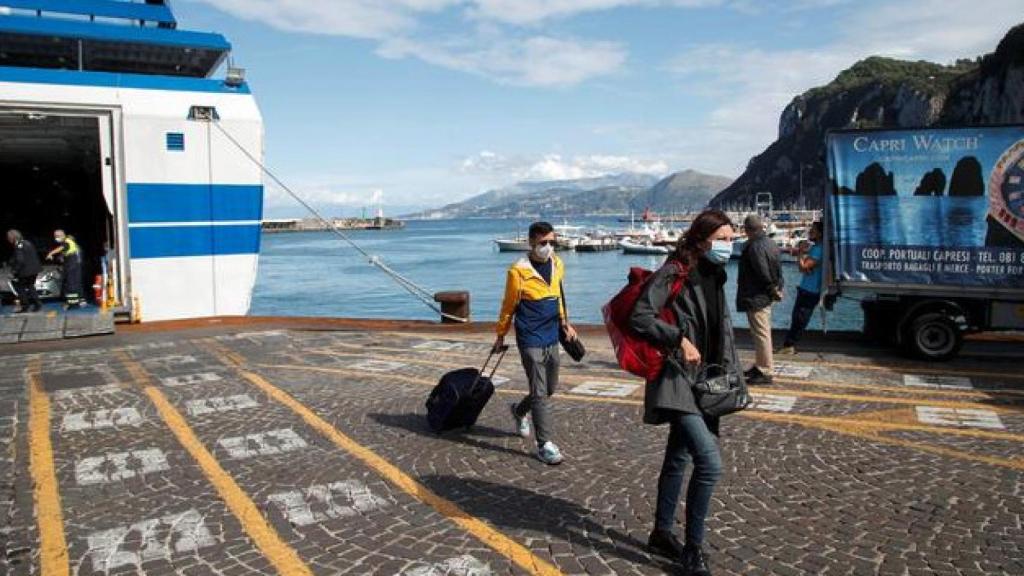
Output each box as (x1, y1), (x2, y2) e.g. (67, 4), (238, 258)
(784, 287), (820, 347)
(654, 412), (722, 546)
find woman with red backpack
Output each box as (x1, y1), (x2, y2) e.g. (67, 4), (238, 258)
(629, 209), (741, 576)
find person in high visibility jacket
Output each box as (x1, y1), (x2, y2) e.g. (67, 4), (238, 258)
(494, 221), (577, 465)
(46, 229), (84, 307)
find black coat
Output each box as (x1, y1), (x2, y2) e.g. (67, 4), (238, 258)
(10, 240), (41, 278)
(736, 232), (783, 312)
(629, 259), (742, 425)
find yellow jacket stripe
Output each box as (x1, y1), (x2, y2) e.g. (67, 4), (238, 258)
(496, 255), (566, 337)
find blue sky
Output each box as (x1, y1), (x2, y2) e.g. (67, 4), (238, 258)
(174, 1), (1017, 217)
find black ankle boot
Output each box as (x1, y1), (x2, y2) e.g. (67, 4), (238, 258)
(680, 545), (711, 576)
(647, 529), (686, 559)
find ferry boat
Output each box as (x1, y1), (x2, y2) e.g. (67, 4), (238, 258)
(0, 1), (263, 323)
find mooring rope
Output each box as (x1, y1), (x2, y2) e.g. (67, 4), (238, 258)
(209, 120), (469, 323)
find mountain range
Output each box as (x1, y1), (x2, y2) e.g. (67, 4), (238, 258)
(711, 22), (1024, 209)
(408, 170), (732, 218)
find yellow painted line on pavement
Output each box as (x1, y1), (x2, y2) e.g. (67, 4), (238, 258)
(315, 341), (1024, 400)
(213, 347), (564, 576)
(27, 359), (69, 576)
(743, 411), (1024, 471)
(362, 331), (1024, 385)
(117, 352), (313, 576)
(244, 360), (1021, 465)
(744, 409), (1024, 444)
(771, 358), (1024, 384)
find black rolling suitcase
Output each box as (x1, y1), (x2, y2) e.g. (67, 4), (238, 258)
(426, 345), (508, 433)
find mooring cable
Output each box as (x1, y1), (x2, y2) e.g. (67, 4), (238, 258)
(208, 120), (469, 323)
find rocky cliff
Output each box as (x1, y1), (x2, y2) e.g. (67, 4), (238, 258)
(710, 23), (1024, 209)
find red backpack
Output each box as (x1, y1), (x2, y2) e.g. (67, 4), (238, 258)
(602, 260), (689, 381)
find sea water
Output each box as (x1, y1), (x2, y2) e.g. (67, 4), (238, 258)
(251, 217), (863, 331)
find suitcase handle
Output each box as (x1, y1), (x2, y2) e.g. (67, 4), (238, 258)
(471, 344), (509, 393)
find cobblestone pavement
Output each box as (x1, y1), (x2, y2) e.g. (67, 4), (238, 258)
(1, 325), (1021, 575)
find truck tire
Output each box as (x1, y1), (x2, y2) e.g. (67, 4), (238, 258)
(904, 312), (963, 361)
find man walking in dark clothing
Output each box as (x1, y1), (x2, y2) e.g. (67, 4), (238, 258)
(6, 229), (42, 313)
(736, 214), (783, 385)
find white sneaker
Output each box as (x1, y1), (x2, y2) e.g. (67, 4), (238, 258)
(536, 441), (563, 465)
(510, 403), (530, 438)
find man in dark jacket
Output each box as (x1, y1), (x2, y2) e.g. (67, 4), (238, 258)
(6, 229), (43, 313)
(736, 214), (782, 385)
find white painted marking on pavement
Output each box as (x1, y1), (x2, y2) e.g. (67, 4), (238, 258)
(217, 428), (308, 459)
(413, 340), (466, 351)
(268, 480), (389, 527)
(142, 354), (198, 366)
(403, 555), (492, 576)
(52, 383), (123, 401)
(185, 394), (259, 417)
(749, 394), (797, 413)
(215, 330), (286, 341)
(349, 359), (408, 372)
(490, 376), (510, 387)
(915, 407), (1004, 429)
(903, 374), (974, 389)
(569, 381), (639, 397)
(62, 407), (144, 432)
(75, 448), (170, 485)
(160, 372), (222, 387)
(86, 508), (216, 572)
(773, 363), (813, 379)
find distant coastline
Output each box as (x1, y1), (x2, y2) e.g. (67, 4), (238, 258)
(262, 217), (405, 233)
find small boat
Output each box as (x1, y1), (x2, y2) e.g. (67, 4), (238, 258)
(494, 237), (531, 252)
(554, 224), (586, 250)
(575, 235), (619, 252)
(771, 226), (807, 263)
(619, 239), (670, 255)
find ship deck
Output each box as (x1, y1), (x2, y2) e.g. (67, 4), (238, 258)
(1, 318), (1021, 575)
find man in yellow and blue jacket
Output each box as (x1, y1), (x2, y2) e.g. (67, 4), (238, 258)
(494, 221), (576, 465)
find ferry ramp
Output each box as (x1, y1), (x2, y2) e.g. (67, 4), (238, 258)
(0, 319), (1021, 575)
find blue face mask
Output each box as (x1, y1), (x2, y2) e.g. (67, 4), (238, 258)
(705, 240), (732, 265)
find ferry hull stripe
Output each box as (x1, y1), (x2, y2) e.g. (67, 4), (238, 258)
(129, 225), (260, 259)
(127, 184), (264, 223)
(0, 65), (249, 94)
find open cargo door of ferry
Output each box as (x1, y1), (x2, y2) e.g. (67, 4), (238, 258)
(0, 108), (117, 343)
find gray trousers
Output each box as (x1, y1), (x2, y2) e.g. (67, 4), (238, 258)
(513, 344), (560, 447)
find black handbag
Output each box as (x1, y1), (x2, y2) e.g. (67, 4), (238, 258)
(558, 281), (586, 362)
(693, 364), (751, 417)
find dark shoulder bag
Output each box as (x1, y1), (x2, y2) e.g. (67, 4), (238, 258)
(558, 281), (586, 362)
(693, 363), (750, 417)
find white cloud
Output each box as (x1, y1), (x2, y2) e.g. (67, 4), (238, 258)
(190, 0), (419, 39)
(379, 34), (627, 87)
(460, 151), (669, 180)
(466, 0), (721, 25)
(187, 0), (718, 86)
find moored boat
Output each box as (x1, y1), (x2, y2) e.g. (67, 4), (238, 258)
(575, 235), (618, 252)
(494, 237), (531, 252)
(619, 238), (670, 255)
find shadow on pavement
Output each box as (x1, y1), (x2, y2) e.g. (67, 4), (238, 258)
(368, 412), (529, 459)
(417, 474), (680, 574)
